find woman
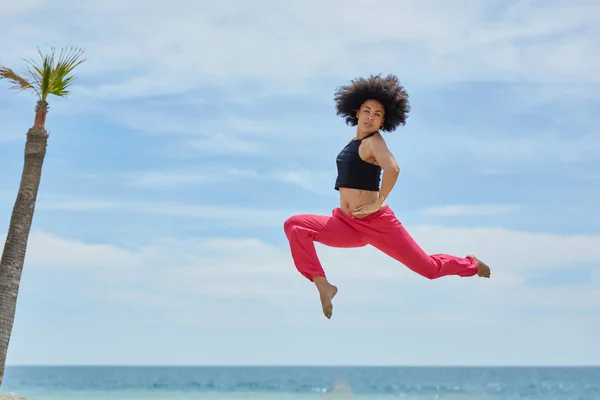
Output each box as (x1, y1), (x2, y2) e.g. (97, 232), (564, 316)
(283, 74), (491, 319)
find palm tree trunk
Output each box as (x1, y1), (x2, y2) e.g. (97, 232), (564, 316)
(0, 100), (48, 387)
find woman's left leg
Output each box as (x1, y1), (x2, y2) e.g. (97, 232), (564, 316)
(359, 206), (485, 279)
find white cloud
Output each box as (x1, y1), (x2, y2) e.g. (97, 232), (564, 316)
(4, 0), (597, 175)
(6, 221), (600, 320)
(35, 199), (293, 227)
(456, 132), (600, 164)
(93, 103), (327, 142)
(23, 231), (139, 270)
(406, 224), (600, 271)
(2, 0), (598, 101)
(125, 168), (261, 187)
(272, 170), (333, 194)
(40, 200), (121, 211)
(187, 134), (265, 155)
(4, 223), (599, 364)
(121, 166), (334, 195)
(421, 204), (520, 216)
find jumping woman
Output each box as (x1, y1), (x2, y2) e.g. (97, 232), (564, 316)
(283, 74), (491, 319)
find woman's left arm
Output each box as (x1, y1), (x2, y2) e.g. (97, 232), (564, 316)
(371, 134), (400, 207)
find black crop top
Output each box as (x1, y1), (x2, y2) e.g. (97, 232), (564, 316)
(334, 132), (382, 192)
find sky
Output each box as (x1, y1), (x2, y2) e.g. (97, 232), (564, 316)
(0, 0), (599, 367)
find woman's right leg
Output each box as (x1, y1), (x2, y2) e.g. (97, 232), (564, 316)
(284, 210), (366, 319)
(283, 210), (366, 281)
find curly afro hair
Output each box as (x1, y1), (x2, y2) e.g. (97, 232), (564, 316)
(334, 73), (410, 132)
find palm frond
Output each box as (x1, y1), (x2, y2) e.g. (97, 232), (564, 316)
(0, 67), (36, 95)
(49, 47), (86, 97)
(23, 47), (87, 100)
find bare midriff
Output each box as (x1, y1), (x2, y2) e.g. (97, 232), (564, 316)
(338, 187), (380, 218)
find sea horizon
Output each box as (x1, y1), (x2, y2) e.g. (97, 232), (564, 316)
(2, 365), (599, 400)
(5, 363), (600, 368)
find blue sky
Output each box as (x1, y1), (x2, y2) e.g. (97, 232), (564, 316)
(1, 0), (599, 366)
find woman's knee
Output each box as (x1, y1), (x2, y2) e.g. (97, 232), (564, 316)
(284, 215), (305, 236)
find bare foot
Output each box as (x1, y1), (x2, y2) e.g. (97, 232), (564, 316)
(319, 284), (338, 319)
(470, 255), (491, 278)
(313, 277), (338, 319)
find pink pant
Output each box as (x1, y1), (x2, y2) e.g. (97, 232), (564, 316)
(283, 205), (478, 281)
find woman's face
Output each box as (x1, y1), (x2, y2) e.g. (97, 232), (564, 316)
(357, 99), (385, 132)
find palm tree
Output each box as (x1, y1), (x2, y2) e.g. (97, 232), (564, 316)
(0, 47), (86, 386)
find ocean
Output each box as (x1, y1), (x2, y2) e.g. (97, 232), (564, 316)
(1, 366), (598, 400)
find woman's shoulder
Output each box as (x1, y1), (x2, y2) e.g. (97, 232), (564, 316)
(366, 131), (385, 144)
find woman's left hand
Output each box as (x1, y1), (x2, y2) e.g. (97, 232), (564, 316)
(352, 201), (383, 218)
